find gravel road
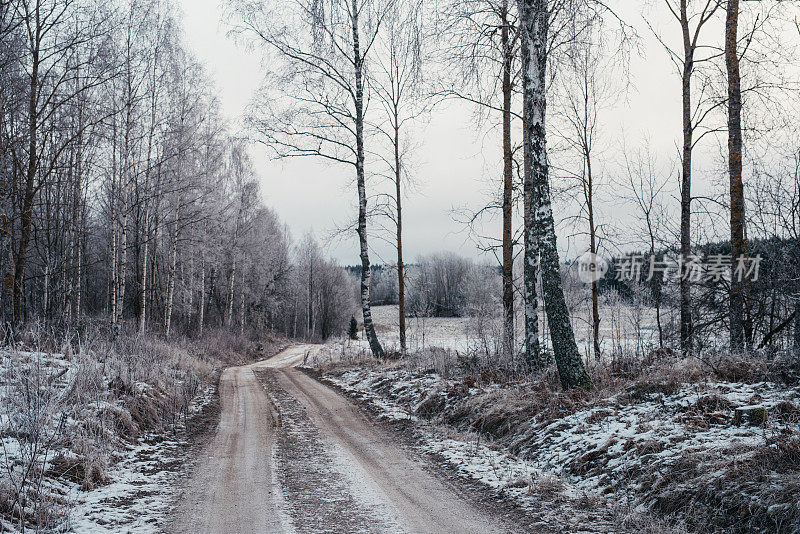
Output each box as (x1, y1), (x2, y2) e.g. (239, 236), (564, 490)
(169, 345), (513, 534)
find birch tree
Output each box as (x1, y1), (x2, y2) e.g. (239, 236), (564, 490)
(520, 23), (540, 368)
(518, 0), (591, 389)
(227, 0), (392, 358)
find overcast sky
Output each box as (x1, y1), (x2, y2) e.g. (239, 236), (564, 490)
(173, 0), (792, 266)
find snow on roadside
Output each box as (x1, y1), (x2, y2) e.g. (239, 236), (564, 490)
(321, 364), (800, 531)
(65, 386), (213, 533)
(66, 438), (182, 533)
(0, 346), (214, 533)
(323, 370), (587, 510)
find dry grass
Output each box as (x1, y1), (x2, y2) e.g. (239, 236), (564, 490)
(0, 322), (287, 532)
(319, 338), (800, 533)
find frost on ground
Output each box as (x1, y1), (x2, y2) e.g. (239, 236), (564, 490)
(0, 336), (217, 533)
(67, 386), (214, 533)
(318, 366), (626, 533)
(315, 351), (800, 533)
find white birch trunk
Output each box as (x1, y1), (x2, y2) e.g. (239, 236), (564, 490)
(519, 0), (590, 389)
(164, 197), (180, 336)
(198, 256), (205, 337)
(117, 177), (128, 331)
(351, 0), (384, 359)
(226, 258), (236, 328)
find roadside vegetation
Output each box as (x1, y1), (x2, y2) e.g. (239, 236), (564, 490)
(313, 297), (799, 533)
(0, 323), (287, 533)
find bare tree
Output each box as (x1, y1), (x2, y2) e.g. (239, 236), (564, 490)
(652, 0), (723, 353)
(437, 0), (520, 357)
(724, 0), (750, 352)
(622, 142), (674, 348)
(554, 18), (626, 362)
(372, 0), (424, 354)
(227, 0), (391, 358)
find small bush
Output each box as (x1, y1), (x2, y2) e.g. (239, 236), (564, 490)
(349, 316), (359, 340)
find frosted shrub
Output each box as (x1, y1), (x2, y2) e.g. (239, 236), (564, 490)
(0, 351), (66, 531)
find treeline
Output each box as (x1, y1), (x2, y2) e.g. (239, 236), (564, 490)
(597, 236), (800, 355)
(350, 255), (501, 318)
(0, 0), (354, 340)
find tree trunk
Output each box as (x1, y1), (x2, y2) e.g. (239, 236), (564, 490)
(117, 171), (129, 332)
(226, 258), (236, 327)
(307, 254), (314, 337)
(198, 256), (205, 337)
(1, 159), (11, 322)
(584, 138), (601, 361)
(652, 249), (664, 348)
(519, 0), (590, 389)
(139, 205), (149, 334)
(76, 212), (82, 319)
(680, 0), (694, 354)
(501, 0), (515, 359)
(520, 17), (541, 370)
(110, 122), (118, 321)
(588, 196), (601, 361)
(727, 0), (746, 352)
(164, 199), (180, 336)
(116, 90), (135, 334)
(70, 113), (85, 323)
(352, 0), (384, 359)
(42, 259), (50, 320)
(394, 113), (407, 354)
(794, 298), (800, 357)
(240, 285), (245, 336)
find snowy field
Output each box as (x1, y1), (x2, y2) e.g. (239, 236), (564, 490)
(344, 303), (666, 362)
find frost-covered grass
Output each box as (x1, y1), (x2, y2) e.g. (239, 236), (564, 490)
(315, 352), (800, 533)
(68, 386), (215, 533)
(0, 325), (269, 533)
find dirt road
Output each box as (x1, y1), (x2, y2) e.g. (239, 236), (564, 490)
(169, 345), (513, 534)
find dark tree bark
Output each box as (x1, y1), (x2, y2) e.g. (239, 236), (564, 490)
(519, 0), (590, 389)
(679, 0), (694, 354)
(587, 163), (601, 361)
(501, 0), (515, 358)
(726, 0), (746, 352)
(395, 128), (407, 353)
(794, 298), (800, 357)
(671, 0), (722, 354)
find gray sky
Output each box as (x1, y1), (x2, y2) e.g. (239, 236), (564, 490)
(174, 0), (794, 265)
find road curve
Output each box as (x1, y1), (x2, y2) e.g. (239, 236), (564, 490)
(169, 345), (512, 534)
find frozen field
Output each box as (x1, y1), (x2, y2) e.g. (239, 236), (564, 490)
(345, 302), (666, 361)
